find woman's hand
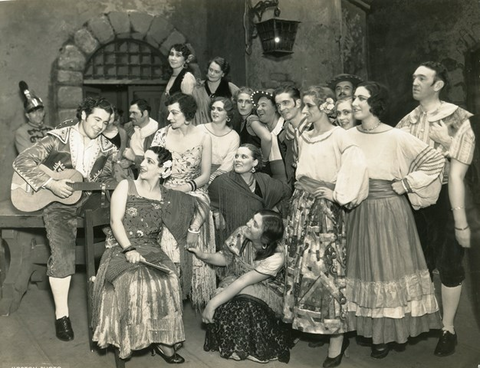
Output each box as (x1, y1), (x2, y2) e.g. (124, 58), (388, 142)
(455, 227), (471, 248)
(392, 181), (407, 195)
(186, 247), (204, 260)
(186, 231), (200, 247)
(313, 187), (334, 201)
(125, 250), (145, 264)
(202, 302), (216, 324)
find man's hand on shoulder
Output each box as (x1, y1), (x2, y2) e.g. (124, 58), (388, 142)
(429, 121), (452, 149)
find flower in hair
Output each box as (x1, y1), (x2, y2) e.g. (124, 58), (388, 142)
(161, 159), (173, 179)
(320, 98), (335, 115)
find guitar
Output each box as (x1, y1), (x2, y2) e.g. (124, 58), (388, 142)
(11, 165), (117, 212)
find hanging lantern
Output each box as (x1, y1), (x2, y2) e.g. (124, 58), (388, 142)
(245, 0), (301, 57)
(256, 17), (300, 57)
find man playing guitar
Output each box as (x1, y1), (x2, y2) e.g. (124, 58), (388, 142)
(12, 97), (117, 342)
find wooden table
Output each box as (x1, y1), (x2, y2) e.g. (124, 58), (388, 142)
(0, 199), (83, 316)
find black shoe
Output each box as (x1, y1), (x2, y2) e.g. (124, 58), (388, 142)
(152, 345), (185, 364)
(55, 316), (74, 341)
(323, 338), (350, 368)
(371, 343), (389, 359)
(434, 330), (457, 357)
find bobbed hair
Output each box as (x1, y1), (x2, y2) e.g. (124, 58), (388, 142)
(148, 146), (173, 168)
(302, 85), (335, 107)
(165, 92), (197, 121)
(357, 81), (389, 120)
(207, 56), (230, 76)
(210, 96), (235, 124)
(170, 43), (192, 61)
(233, 86), (255, 102)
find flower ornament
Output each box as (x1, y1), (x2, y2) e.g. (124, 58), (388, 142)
(161, 159), (173, 179)
(320, 98), (336, 115)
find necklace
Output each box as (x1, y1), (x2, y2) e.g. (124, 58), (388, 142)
(245, 175), (255, 190)
(361, 121), (381, 132)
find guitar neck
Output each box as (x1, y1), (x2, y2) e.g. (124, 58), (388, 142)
(69, 182), (116, 191)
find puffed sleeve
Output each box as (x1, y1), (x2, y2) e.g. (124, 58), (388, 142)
(180, 72), (196, 95)
(255, 250), (284, 277)
(398, 131), (445, 209)
(333, 131), (369, 207)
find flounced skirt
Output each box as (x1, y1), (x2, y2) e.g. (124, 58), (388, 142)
(345, 180), (441, 344)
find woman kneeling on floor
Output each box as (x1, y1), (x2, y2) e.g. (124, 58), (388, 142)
(188, 209), (292, 363)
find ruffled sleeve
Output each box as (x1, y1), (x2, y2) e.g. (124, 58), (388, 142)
(333, 130), (369, 207)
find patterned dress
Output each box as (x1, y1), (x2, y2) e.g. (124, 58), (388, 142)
(204, 226), (291, 363)
(92, 180), (184, 359)
(283, 126), (368, 334)
(151, 126), (217, 308)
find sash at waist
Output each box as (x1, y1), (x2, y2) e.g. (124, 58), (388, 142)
(367, 179), (398, 199)
(296, 176), (335, 195)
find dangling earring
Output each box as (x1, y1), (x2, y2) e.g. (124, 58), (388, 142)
(251, 167), (256, 173)
(183, 63), (188, 69)
(185, 121), (190, 126)
(262, 244), (267, 250)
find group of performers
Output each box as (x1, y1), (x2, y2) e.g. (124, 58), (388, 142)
(12, 49), (475, 367)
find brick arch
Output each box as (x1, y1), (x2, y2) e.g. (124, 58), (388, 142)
(52, 11), (195, 123)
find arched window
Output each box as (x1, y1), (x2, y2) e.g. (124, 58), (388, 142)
(84, 39), (167, 84)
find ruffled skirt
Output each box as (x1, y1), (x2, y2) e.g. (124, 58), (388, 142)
(92, 246), (185, 359)
(283, 188), (350, 334)
(345, 180), (441, 344)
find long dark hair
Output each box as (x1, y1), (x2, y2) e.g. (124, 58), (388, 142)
(254, 209), (284, 261)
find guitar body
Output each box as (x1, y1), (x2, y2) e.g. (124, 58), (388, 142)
(11, 165), (83, 212)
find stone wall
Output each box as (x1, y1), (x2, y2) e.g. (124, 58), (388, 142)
(367, 0), (480, 123)
(0, 0), (208, 200)
(246, 0), (344, 90)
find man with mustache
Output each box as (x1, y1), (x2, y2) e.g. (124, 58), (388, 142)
(397, 61), (475, 357)
(328, 73), (363, 100)
(13, 97), (117, 342)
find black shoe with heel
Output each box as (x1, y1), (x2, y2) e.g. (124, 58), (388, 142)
(371, 343), (389, 359)
(152, 344), (185, 364)
(323, 338), (350, 368)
